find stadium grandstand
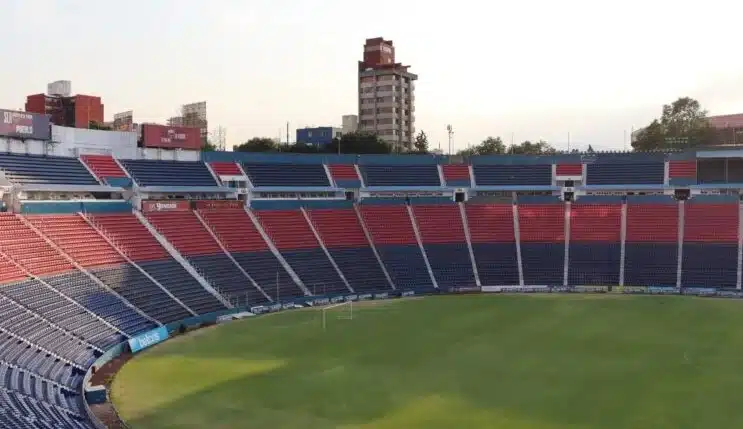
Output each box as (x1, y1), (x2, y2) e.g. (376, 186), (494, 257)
(2, 119), (743, 427)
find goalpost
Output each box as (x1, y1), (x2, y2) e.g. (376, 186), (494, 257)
(321, 301), (354, 331)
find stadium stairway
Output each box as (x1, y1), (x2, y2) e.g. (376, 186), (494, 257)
(518, 203), (565, 285)
(682, 199), (739, 289)
(88, 213), (227, 314)
(328, 164), (362, 188)
(197, 207), (305, 302)
(79, 155), (128, 186)
(26, 215), (193, 324)
(567, 201), (622, 285)
(306, 206), (392, 293)
(359, 203), (435, 290)
(253, 209), (350, 295)
(209, 161), (243, 176)
(624, 198), (679, 287)
(144, 210), (266, 307)
(441, 164), (471, 187)
(411, 203), (476, 289)
(465, 203), (520, 286)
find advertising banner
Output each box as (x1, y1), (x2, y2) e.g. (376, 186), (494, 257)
(142, 200), (190, 212)
(647, 287), (679, 295)
(482, 286), (550, 293)
(573, 286), (610, 293)
(681, 288), (717, 297)
(0, 109), (50, 140)
(141, 123), (201, 150)
(128, 326), (169, 354)
(614, 286), (649, 294)
(449, 286), (482, 294)
(194, 200), (243, 210)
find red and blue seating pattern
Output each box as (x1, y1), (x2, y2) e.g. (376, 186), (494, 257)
(1, 150), (743, 428)
(412, 203), (475, 289)
(568, 200), (622, 285)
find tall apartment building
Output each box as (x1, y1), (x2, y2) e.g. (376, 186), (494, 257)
(358, 37), (417, 151)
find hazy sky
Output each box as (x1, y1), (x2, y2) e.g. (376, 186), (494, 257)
(2, 0), (742, 152)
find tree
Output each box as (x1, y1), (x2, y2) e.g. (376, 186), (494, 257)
(507, 140), (556, 155)
(661, 97), (708, 139)
(234, 137), (277, 152)
(326, 132), (392, 154)
(89, 121), (111, 131)
(201, 139), (217, 151)
(632, 96), (717, 151)
(285, 142), (322, 153)
(586, 144), (595, 153)
(632, 120), (665, 151)
(455, 136), (506, 156)
(413, 130), (429, 154)
(478, 136), (506, 155)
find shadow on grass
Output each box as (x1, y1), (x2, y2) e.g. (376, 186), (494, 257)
(117, 295), (743, 429)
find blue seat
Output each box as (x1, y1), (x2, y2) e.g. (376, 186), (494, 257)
(242, 163), (330, 187)
(281, 249), (349, 295)
(41, 272), (156, 335)
(568, 243), (620, 285)
(423, 243), (476, 290)
(138, 260), (227, 314)
(682, 243), (737, 288)
(0, 297), (97, 368)
(473, 165), (552, 186)
(119, 159), (217, 187)
(91, 264), (192, 324)
(472, 243), (520, 286)
(586, 162), (664, 185)
(624, 243), (678, 287)
(361, 165), (440, 186)
(375, 244), (434, 290)
(521, 243), (564, 285)
(231, 251), (306, 302)
(0, 153), (98, 185)
(188, 253), (270, 306)
(0, 280), (122, 349)
(328, 248), (391, 293)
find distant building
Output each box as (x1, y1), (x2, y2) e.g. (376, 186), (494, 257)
(25, 87), (104, 129)
(358, 37), (417, 150)
(167, 101), (208, 140)
(342, 115), (358, 134)
(296, 126), (342, 146)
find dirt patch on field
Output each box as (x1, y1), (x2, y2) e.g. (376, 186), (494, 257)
(88, 352), (133, 429)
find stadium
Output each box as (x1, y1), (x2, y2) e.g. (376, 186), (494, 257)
(2, 120), (743, 428)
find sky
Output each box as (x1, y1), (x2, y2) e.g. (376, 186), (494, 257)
(1, 0), (742, 153)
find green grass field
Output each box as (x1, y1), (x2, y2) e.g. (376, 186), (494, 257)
(112, 294), (743, 429)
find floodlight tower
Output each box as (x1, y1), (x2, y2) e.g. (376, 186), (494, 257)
(447, 124), (454, 155)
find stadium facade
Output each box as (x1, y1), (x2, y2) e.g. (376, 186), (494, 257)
(2, 118), (743, 427)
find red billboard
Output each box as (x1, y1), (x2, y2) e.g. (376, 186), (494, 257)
(141, 123), (201, 150)
(194, 200), (243, 210)
(142, 200), (191, 212)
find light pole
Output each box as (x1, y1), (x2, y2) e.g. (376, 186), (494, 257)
(447, 124), (453, 155)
